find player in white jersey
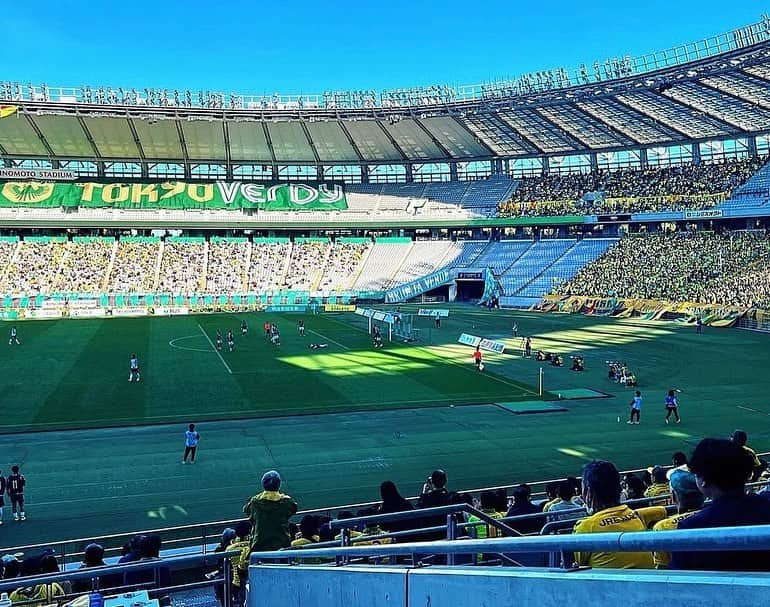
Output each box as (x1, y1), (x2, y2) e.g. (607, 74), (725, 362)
(128, 353), (141, 382)
(8, 326), (19, 346)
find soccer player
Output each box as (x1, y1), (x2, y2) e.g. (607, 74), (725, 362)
(0, 469), (5, 525)
(227, 330), (235, 352)
(372, 325), (383, 349)
(8, 326), (19, 346)
(523, 337), (532, 358)
(512, 323), (518, 338)
(309, 343), (328, 349)
(263, 321), (271, 340)
(241, 319), (248, 336)
(7, 465), (25, 522)
(473, 346), (483, 371)
(695, 317), (703, 334)
(627, 390), (642, 424)
(128, 353), (140, 382)
(216, 330), (223, 351)
(665, 389), (681, 424)
(434, 312), (441, 329)
(297, 320), (305, 337)
(182, 423), (200, 464)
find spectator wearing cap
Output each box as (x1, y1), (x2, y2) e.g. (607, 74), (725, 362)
(243, 470), (298, 552)
(730, 430), (768, 482)
(644, 466), (670, 501)
(670, 438), (770, 571)
(652, 470), (705, 569)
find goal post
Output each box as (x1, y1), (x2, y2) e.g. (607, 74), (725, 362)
(360, 309), (416, 342)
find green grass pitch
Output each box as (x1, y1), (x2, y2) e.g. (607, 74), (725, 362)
(0, 306), (768, 547)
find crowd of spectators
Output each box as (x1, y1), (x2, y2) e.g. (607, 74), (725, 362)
(56, 240), (113, 293)
(318, 242), (370, 291)
(498, 157), (766, 217)
(557, 229), (770, 308)
(5, 241), (68, 295)
(206, 240), (248, 293)
(247, 242), (291, 292)
(108, 241), (160, 293)
(157, 241), (206, 294)
(282, 241), (329, 291)
(1, 430), (767, 604)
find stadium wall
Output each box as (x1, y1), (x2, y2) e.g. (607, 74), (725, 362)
(249, 565), (770, 607)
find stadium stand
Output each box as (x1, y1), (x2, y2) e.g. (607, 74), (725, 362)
(283, 239), (330, 290)
(108, 238), (160, 293)
(388, 240), (456, 287)
(158, 239), (206, 294)
(318, 239), (372, 291)
(557, 231), (770, 308)
(352, 239), (414, 291)
(57, 238), (115, 293)
(206, 238), (249, 293)
(499, 239), (576, 297)
(4, 239), (68, 295)
(499, 157), (766, 217)
(247, 240), (291, 292)
(515, 238), (617, 298)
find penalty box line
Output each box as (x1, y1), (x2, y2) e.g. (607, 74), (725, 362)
(198, 323), (233, 375)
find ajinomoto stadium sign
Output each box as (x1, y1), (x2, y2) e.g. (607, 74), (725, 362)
(0, 182), (347, 210)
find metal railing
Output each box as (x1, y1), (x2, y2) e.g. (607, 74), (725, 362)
(250, 524), (770, 564)
(3, 457), (767, 569)
(0, 551), (239, 607)
(1, 18), (769, 109)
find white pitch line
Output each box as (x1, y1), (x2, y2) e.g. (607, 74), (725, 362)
(308, 329), (350, 350)
(198, 323), (233, 374)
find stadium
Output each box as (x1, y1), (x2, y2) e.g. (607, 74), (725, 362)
(0, 6), (769, 607)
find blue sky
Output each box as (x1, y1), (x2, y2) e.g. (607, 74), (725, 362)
(1, 1), (766, 94)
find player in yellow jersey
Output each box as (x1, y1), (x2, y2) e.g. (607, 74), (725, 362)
(572, 460), (655, 569)
(652, 470), (704, 568)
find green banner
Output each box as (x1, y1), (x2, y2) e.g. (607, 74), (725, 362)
(0, 181), (347, 211)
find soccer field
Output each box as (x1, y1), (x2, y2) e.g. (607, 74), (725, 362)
(0, 307), (768, 547)
(0, 310), (539, 433)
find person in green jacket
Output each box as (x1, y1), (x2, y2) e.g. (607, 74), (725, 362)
(243, 470), (298, 552)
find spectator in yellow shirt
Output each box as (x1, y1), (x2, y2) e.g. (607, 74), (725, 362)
(644, 466), (670, 501)
(652, 470), (704, 568)
(573, 460), (654, 569)
(730, 429), (768, 482)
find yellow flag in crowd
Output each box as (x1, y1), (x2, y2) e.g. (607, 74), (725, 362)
(0, 105), (19, 119)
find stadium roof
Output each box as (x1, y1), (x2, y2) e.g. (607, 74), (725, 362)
(3, 20), (770, 172)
